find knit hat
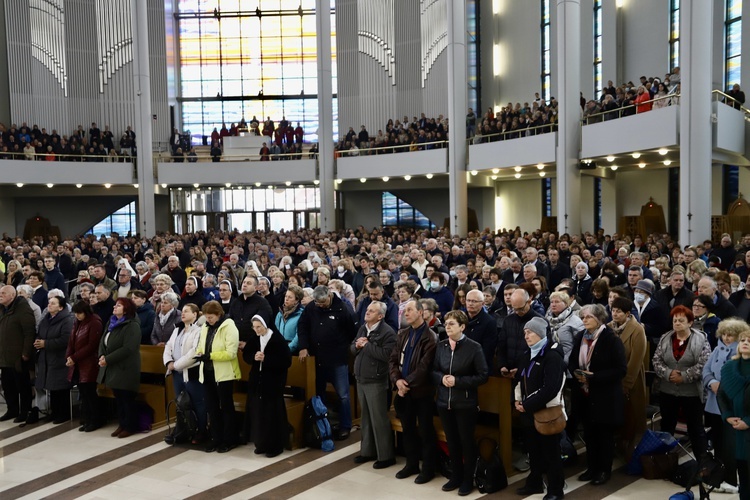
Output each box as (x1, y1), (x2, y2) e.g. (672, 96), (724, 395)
(524, 317), (549, 340)
(634, 279), (654, 296)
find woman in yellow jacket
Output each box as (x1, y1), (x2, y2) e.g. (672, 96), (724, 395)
(195, 300), (241, 453)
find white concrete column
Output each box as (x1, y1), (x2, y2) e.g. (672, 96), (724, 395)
(555, 0), (581, 236)
(316, 0), (335, 233)
(447, 0), (467, 236)
(131, 0), (156, 237)
(678, 0), (712, 246)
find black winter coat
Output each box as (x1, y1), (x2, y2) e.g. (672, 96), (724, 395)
(297, 294), (356, 367)
(36, 308), (74, 391)
(465, 309), (498, 370)
(243, 331), (291, 398)
(229, 293), (274, 343)
(432, 336), (488, 410)
(516, 340), (566, 417)
(568, 326), (627, 426)
(496, 309), (544, 371)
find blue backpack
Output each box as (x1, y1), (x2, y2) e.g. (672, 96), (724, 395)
(303, 396), (334, 452)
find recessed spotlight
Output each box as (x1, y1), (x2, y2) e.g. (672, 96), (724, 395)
(15, 183), (23, 187)
(225, 183), (231, 187)
(536, 163), (544, 170)
(382, 176), (389, 182)
(104, 183), (111, 189)
(611, 165), (618, 171)
(298, 184), (304, 188)
(539, 171), (546, 177)
(426, 173), (433, 179)
(658, 148), (668, 155)
(313, 180), (320, 185)
(207, 187), (212, 190)
(193, 183), (200, 188)
(606, 156), (615, 162)
(470, 170), (478, 176)
(632, 152), (641, 159)
(663, 159), (672, 166)
(491, 168), (499, 174)
(161, 183), (167, 188)
(285, 181), (292, 186)
(490, 175), (498, 180)
(177, 187), (183, 191)
(638, 163), (646, 169)
(514, 166), (522, 172)
(76, 184), (83, 188)
(47, 183), (54, 188)
(133, 183), (139, 188)
(360, 178), (367, 183)
(335, 178), (342, 184)
(514, 173), (521, 179)
(404, 175), (411, 181)
(255, 182), (261, 187)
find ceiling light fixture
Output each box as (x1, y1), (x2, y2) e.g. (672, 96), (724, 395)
(638, 163), (646, 169)
(16, 183), (23, 187)
(404, 175), (411, 181)
(514, 173), (521, 179)
(663, 159), (672, 166)
(658, 148), (668, 155)
(47, 183), (54, 188)
(426, 173), (433, 179)
(611, 165), (618, 171)
(536, 163), (544, 170)
(514, 166), (522, 172)
(606, 156), (615, 162)
(104, 183), (111, 189)
(632, 152), (641, 159)
(491, 168), (499, 174)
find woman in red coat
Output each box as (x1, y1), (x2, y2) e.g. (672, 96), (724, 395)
(65, 301), (103, 432)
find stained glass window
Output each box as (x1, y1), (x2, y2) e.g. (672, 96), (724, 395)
(541, 0), (551, 101)
(381, 192), (435, 229)
(725, 0), (742, 89)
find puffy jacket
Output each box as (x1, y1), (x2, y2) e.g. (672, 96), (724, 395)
(163, 322), (202, 381)
(97, 318), (142, 392)
(351, 321), (397, 383)
(515, 340), (566, 417)
(197, 316), (241, 383)
(66, 314), (103, 383)
(431, 336), (488, 410)
(36, 308), (74, 391)
(275, 305), (303, 354)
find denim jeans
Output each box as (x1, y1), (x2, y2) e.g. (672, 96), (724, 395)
(172, 371), (207, 432)
(315, 364), (352, 430)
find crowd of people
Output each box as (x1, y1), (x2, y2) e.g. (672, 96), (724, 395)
(467, 96), (558, 144)
(334, 114), (448, 157)
(0, 122), (137, 162)
(3, 226), (750, 497)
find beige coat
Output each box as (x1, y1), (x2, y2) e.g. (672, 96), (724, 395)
(609, 315), (648, 447)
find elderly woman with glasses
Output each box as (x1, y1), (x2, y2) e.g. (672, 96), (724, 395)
(568, 303), (626, 486)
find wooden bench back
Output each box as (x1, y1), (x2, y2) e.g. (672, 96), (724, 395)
(140, 345), (167, 376)
(287, 356), (316, 400)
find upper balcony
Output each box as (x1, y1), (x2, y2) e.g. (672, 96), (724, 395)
(468, 125), (557, 173)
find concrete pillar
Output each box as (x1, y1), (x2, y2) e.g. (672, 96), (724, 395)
(132, 0), (156, 237)
(555, 0), (581, 236)
(316, 0), (335, 233)
(447, 0), (467, 236)
(678, 0), (712, 246)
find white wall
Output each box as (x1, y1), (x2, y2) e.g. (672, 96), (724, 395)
(619, 0), (670, 83)
(615, 169), (670, 219)
(495, 178), (543, 232)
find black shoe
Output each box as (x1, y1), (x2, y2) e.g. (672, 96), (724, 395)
(335, 429), (350, 441)
(543, 494), (565, 500)
(13, 413), (28, 423)
(354, 455), (375, 464)
(164, 434), (175, 445)
(442, 479), (461, 492)
(265, 449), (283, 458)
(591, 472), (610, 485)
(578, 470), (595, 482)
(516, 484), (545, 495)
(217, 443), (237, 453)
(395, 466), (419, 479)
(84, 423), (101, 432)
(373, 458), (396, 469)
(79, 425), (87, 432)
(25, 408), (39, 424)
(254, 448), (267, 455)
(0, 411), (18, 422)
(414, 472), (434, 484)
(458, 483), (473, 496)
(205, 442), (218, 453)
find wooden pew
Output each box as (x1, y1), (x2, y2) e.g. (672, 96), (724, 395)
(97, 345), (173, 427)
(235, 354), (316, 450)
(389, 376), (513, 475)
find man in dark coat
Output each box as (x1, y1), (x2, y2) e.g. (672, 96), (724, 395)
(298, 285), (357, 440)
(698, 276), (738, 320)
(43, 256), (68, 296)
(465, 289), (498, 369)
(0, 285), (36, 422)
(654, 270), (694, 310)
(228, 275), (273, 344)
(497, 288), (544, 378)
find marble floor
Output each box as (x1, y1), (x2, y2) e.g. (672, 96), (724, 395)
(0, 409), (739, 499)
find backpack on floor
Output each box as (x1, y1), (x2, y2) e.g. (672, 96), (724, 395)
(166, 390), (198, 444)
(474, 437), (508, 494)
(303, 396), (334, 451)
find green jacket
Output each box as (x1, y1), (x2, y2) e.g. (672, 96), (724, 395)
(198, 317), (241, 383)
(97, 318), (141, 392)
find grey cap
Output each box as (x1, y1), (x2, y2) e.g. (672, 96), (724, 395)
(524, 317), (549, 339)
(635, 279), (654, 296)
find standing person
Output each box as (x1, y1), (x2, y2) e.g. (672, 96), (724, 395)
(244, 315), (291, 457)
(704, 318), (745, 495)
(351, 301), (397, 469)
(389, 299), (438, 484)
(719, 329), (750, 499)
(0, 285), (36, 422)
(652, 305), (711, 460)
(297, 285), (357, 440)
(97, 298), (141, 438)
(432, 310), (489, 496)
(65, 301), (103, 432)
(195, 300), (241, 453)
(163, 303), (207, 444)
(569, 303), (626, 486)
(34, 296), (74, 424)
(275, 285), (304, 354)
(514, 317), (566, 499)
(608, 296), (648, 456)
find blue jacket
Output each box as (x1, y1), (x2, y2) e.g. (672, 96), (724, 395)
(703, 338), (737, 415)
(275, 305), (303, 354)
(423, 286), (454, 318)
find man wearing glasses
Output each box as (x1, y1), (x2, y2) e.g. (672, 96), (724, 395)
(464, 289), (498, 368)
(298, 285), (357, 440)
